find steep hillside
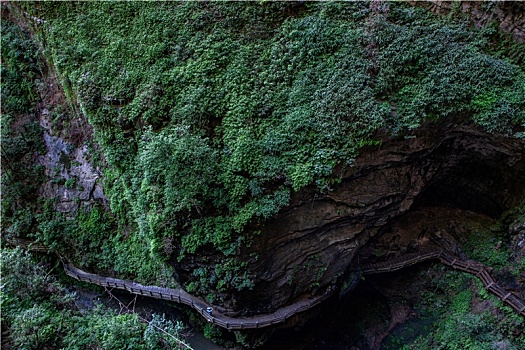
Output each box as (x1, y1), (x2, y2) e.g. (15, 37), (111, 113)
(2, 1), (524, 348)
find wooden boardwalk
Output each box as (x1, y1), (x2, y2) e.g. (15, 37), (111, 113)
(439, 252), (525, 316)
(9, 238), (525, 329)
(360, 247), (443, 275)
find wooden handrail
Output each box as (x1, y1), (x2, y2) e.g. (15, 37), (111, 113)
(7, 238), (334, 329)
(63, 262), (334, 330)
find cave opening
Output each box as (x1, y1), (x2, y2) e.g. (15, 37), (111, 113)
(412, 162), (507, 218)
(326, 137), (525, 349)
(250, 133), (525, 350)
(412, 141), (525, 219)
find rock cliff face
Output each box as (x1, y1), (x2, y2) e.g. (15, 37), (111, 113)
(24, 37), (525, 332)
(38, 128), (106, 214)
(36, 74), (107, 215)
(10, 0), (524, 323)
(410, 0), (525, 43)
(236, 124), (525, 314)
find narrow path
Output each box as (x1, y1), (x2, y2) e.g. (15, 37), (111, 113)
(8, 238), (525, 329)
(64, 262), (333, 330)
(439, 251), (525, 317)
(361, 246), (525, 317)
(8, 238), (334, 329)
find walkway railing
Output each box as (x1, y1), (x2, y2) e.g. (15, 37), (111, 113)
(63, 262), (333, 330)
(439, 252), (525, 316)
(360, 247), (443, 274)
(8, 238), (525, 328)
(361, 247), (525, 317)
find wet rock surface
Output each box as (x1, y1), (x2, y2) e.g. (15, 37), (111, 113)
(38, 131), (105, 212)
(36, 74), (107, 214)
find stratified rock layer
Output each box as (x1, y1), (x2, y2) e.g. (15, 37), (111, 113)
(238, 125), (525, 314)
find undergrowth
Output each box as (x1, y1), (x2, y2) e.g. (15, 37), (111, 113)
(384, 268), (524, 349)
(0, 248), (188, 350)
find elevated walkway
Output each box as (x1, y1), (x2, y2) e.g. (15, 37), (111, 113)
(8, 238), (525, 329)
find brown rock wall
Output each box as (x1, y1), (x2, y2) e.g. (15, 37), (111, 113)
(239, 125), (525, 314)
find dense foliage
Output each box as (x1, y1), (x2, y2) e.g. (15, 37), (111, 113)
(3, 2), (525, 348)
(0, 248), (188, 350)
(384, 269), (525, 349)
(1, 15), (188, 348)
(1, 18), (46, 240)
(8, 1), (525, 295)
(382, 209), (525, 350)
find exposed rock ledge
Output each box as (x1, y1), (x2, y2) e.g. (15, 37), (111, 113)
(221, 124), (525, 315)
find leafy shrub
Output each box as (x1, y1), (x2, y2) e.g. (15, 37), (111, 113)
(0, 18), (42, 115)
(9, 304), (65, 350)
(463, 227), (511, 271)
(1, 19), (46, 239)
(0, 248), (60, 308)
(374, 14), (525, 134)
(400, 268), (525, 349)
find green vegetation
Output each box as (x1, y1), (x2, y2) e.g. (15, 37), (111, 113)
(383, 270), (525, 349)
(384, 207), (525, 349)
(374, 10), (525, 134)
(2, 2), (525, 347)
(1, 12), (187, 348)
(11, 1), (522, 295)
(0, 248), (188, 350)
(1, 17), (46, 241)
(4, 0), (525, 305)
(463, 205), (525, 275)
(464, 228), (512, 271)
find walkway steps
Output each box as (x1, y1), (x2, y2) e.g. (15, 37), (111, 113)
(362, 249), (525, 317)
